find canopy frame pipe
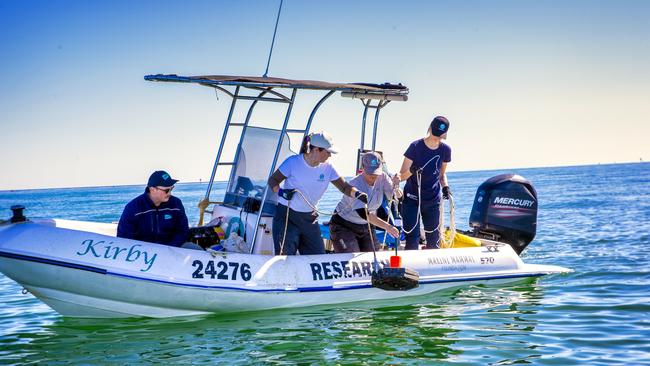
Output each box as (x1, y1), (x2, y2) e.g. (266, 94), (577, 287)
(304, 90), (336, 139)
(205, 85), (300, 201)
(205, 86), (241, 200)
(250, 88), (298, 248)
(224, 88), (274, 190)
(359, 99), (391, 152)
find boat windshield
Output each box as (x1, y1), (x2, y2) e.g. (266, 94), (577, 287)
(223, 126), (294, 216)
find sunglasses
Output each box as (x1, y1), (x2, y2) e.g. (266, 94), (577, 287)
(156, 186), (174, 194)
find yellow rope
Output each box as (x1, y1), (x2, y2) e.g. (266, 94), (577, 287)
(197, 199), (223, 226)
(440, 195), (457, 248)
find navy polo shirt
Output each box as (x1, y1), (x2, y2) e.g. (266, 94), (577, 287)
(403, 139), (452, 201)
(117, 191), (189, 246)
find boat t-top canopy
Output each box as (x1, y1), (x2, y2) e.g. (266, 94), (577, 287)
(146, 73), (409, 247)
(144, 74), (409, 101)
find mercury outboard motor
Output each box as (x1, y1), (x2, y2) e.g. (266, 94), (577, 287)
(469, 174), (537, 254)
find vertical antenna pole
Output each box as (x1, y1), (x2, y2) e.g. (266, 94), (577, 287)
(263, 0), (284, 78)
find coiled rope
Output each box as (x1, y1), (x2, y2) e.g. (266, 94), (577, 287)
(399, 153), (455, 248)
(400, 153), (440, 235)
(278, 197), (291, 255)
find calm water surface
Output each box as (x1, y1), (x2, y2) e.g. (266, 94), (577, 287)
(1, 163), (649, 365)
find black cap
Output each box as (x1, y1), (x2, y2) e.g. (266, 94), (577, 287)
(430, 116), (450, 137)
(147, 170), (178, 187)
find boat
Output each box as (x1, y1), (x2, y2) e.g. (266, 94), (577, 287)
(0, 74), (570, 318)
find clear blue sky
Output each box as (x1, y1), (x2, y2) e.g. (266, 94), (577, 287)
(1, 0), (648, 190)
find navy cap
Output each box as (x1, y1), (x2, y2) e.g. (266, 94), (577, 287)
(361, 151), (383, 175)
(430, 116), (450, 137)
(147, 170), (178, 187)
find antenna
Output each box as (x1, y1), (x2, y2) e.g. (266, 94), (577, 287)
(263, 0), (284, 78)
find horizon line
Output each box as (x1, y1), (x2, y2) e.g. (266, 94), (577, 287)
(1, 161), (646, 194)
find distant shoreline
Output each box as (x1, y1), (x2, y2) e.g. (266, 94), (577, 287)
(1, 161), (647, 193)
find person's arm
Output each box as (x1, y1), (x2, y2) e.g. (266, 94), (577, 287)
(267, 169), (287, 193)
(393, 185), (403, 199)
(383, 173), (402, 199)
(439, 162), (449, 189)
(170, 205), (190, 247)
(332, 175), (368, 203)
(331, 177), (357, 197)
(439, 162), (453, 199)
(395, 157), (414, 183)
(117, 204), (137, 240)
(367, 212), (400, 238)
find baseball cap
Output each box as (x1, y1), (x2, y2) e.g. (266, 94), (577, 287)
(147, 170), (179, 187)
(430, 116), (450, 137)
(361, 151), (383, 175)
(309, 131), (338, 154)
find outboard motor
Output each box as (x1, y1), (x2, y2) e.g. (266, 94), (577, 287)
(469, 174), (537, 254)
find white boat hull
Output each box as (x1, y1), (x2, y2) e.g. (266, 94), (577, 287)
(0, 220), (570, 318)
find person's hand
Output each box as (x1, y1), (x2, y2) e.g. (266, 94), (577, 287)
(391, 174), (401, 188)
(387, 225), (400, 239)
(442, 186), (451, 200)
(409, 164), (421, 175)
(354, 191), (369, 204)
(278, 188), (295, 200)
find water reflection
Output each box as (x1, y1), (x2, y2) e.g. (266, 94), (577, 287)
(444, 281), (545, 365)
(1, 279), (550, 365)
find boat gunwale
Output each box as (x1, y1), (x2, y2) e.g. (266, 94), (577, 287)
(0, 249), (559, 294)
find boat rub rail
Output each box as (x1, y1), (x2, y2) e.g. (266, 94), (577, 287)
(0, 249), (546, 293)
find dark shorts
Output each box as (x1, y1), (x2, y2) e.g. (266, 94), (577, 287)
(272, 204), (325, 255)
(329, 214), (378, 253)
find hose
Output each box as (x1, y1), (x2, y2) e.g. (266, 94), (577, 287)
(278, 198), (291, 255)
(364, 205), (380, 273)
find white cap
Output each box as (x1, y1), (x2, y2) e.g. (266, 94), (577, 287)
(309, 131), (338, 154)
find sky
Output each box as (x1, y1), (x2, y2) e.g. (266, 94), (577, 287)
(1, 0), (648, 190)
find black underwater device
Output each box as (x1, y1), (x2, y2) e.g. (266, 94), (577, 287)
(372, 267), (420, 291)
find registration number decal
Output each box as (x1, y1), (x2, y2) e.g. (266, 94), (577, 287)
(191, 260), (252, 281)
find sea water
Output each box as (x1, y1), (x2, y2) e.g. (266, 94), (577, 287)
(0, 163), (649, 365)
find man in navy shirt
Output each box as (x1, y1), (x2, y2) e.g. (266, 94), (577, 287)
(117, 170), (189, 247)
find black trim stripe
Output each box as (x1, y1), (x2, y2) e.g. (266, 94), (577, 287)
(0, 250), (107, 275)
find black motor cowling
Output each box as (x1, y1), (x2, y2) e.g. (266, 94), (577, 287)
(469, 174), (537, 254)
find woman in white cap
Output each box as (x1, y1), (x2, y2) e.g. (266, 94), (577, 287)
(268, 131), (368, 255)
(394, 116), (452, 250)
(329, 151), (401, 253)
